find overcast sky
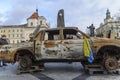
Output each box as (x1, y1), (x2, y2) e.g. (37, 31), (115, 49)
(0, 0), (120, 31)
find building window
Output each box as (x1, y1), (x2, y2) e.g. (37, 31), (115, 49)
(20, 34), (22, 38)
(4, 30), (5, 32)
(40, 21), (42, 25)
(31, 22), (33, 26)
(17, 29), (19, 32)
(13, 40), (15, 44)
(9, 30), (10, 32)
(13, 34), (14, 38)
(8, 34), (10, 38)
(117, 33), (119, 37)
(17, 40), (19, 43)
(17, 34), (19, 37)
(13, 29), (14, 32)
(21, 29), (23, 32)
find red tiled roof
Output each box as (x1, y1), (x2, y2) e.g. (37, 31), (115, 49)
(28, 12), (39, 19)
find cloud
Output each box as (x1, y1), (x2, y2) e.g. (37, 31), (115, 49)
(0, 13), (7, 24)
(3, 6), (33, 25)
(0, 0), (120, 32)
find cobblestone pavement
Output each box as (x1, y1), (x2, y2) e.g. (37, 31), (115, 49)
(0, 63), (39, 80)
(33, 63), (120, 80)
(0, 63), (120, 80)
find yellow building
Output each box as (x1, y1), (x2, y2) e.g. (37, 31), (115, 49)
(96, 9), (120, 39)
(0, 9), (50, 43)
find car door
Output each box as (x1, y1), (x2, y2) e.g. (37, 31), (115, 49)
(34, 31), (43, 60)
(40, 29), (62, 59)
(61, 28), (84, 59)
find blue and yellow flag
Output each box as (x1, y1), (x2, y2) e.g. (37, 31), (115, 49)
(83, 36), (94, 63)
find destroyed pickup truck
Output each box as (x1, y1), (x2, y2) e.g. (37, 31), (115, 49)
(0, 26), (119, 72)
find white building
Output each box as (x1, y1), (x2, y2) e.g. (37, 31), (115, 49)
(96, 9), (120, 39)
(0, 9), (50, 43)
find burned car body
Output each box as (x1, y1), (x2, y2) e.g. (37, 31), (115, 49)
(0, 26), (119, 72)
(0, 42), (33, 63)
(0, 9), (119, 72)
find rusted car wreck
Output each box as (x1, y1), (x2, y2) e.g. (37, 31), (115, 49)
(0, 26), (119, 72)
(0, 9), (119, 73)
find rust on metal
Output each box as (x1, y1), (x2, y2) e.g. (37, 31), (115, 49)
(0, 25), (119, 72)
(44, 41), (56, 48)
(0, 9), (119, 73)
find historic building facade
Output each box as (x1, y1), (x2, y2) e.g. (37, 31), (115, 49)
(96, 9), (120, 39)
(0, 9), (50, 43)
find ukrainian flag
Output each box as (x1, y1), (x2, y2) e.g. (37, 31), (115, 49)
(83, 36), (94, 63)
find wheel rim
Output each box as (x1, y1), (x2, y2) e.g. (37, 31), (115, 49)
(20, 58), (28, 68)
(19, 55), (32, 70)
(104, 57), (118, 71)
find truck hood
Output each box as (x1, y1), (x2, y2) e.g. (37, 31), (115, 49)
(90, 37), (120, 47)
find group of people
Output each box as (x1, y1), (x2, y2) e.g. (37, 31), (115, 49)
(0, 35), (9, 67)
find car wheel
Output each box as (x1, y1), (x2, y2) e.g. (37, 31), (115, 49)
(104, 57), (118, 71)
(18, 55), (32, 70)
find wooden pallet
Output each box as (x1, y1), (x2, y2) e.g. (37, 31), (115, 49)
(85, 64), (120, 75)
(87, 69), (108, 75)
(110, 69), (120, 75)
(88, 69), (120, 75)
(85, 64), (104, 70)
(17, 65), (44, 75)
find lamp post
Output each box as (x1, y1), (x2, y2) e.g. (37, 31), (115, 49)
(111, 26), (113, 30)
(116, 26), (119, 37)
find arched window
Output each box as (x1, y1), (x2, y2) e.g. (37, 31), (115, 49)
(40, 21), (42, 25)
(31, 22), (33, 26)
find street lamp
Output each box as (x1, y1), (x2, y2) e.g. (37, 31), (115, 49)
(116, 26), (119, 37)
(111, 26), (113, 30)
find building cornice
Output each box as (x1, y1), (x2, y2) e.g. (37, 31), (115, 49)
(0, 24), (27, 28)
(96, 20), (120, 30)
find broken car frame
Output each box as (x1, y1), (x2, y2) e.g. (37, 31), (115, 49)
(0, 9), (119, 73)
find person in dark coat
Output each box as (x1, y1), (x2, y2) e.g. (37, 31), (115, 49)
(0, 35), (9, 67)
